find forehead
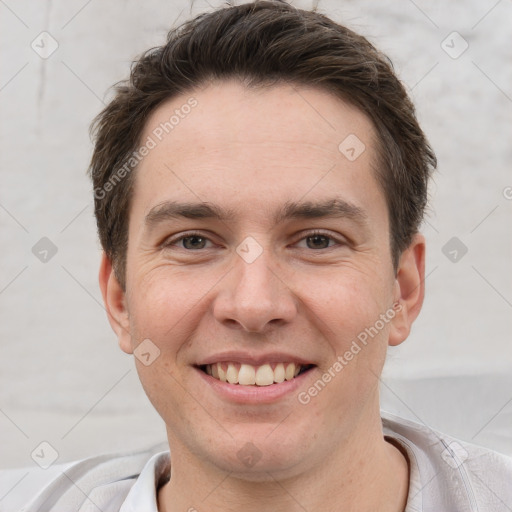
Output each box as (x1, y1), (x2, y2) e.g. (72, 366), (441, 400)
(132, 80), (383, 224)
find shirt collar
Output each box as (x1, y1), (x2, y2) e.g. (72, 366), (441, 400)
(119, 451), (170, 512)
(119, 429), (422, 512)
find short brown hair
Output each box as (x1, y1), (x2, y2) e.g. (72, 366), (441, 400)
(89, 0), (436, 290)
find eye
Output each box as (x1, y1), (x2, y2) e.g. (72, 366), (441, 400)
(295, 231), (342, 250)
(163, 232), (215, 250)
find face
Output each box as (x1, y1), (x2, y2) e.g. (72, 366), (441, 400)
(101, 80), (424, 479)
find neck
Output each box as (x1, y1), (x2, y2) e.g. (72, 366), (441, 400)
(157, 410), (409, 512)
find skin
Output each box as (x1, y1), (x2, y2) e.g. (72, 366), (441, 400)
(99, 80), (425, 512)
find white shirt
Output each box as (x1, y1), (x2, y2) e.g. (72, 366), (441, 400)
(1, 412), (511, 511)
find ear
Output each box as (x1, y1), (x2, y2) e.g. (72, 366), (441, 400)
(98, 252), (133, 354)
(388, 233), (425, 347)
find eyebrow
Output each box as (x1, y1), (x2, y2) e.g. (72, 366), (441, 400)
(275, 198), (368, 225)
(144, 198), (368, 232)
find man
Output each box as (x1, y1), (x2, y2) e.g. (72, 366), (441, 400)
(2, 1), (511, 510)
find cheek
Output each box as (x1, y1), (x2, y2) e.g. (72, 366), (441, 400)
(126, 273), (203, 417)
(298, 267), (393, 400)
(128, 268), (214, 343)
(298, 267), (393, 341)
(300, 272), (392, 412)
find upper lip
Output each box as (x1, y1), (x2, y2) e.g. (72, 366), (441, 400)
(195, 351), (316, 367)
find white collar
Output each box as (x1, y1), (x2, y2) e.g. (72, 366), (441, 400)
(119, 451), (170, 512)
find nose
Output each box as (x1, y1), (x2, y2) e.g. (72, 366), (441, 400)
(213, 249), (297, 333)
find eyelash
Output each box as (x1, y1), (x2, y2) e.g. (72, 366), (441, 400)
(162, 230), (345, 251)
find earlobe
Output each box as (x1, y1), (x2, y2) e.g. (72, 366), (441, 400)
(98, 252), (133, 354)
(388, 233), (426, 347)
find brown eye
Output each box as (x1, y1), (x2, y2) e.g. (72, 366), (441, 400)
(305, 234), (334, 249)
(180, 235), (208, 250)
(307, 235), (330, 249)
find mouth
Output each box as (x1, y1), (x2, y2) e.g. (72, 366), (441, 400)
(197, 362), (316, 386)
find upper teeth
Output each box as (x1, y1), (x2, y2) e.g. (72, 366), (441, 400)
(205, 362), (302, 386)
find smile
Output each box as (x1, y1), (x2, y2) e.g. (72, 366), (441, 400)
(199, 362), (315, 386)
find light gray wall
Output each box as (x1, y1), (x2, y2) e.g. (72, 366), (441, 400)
(1, 0), (511, 470)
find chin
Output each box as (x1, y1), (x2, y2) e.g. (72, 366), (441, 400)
(214, 451), (308, 482)
(203, 424), (317, 480)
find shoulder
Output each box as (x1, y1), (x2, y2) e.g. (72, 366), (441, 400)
(0, 444), (168, 512)
(381, 410), (512, 511)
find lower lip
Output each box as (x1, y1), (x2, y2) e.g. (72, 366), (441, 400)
(195, 367), (315, 404)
